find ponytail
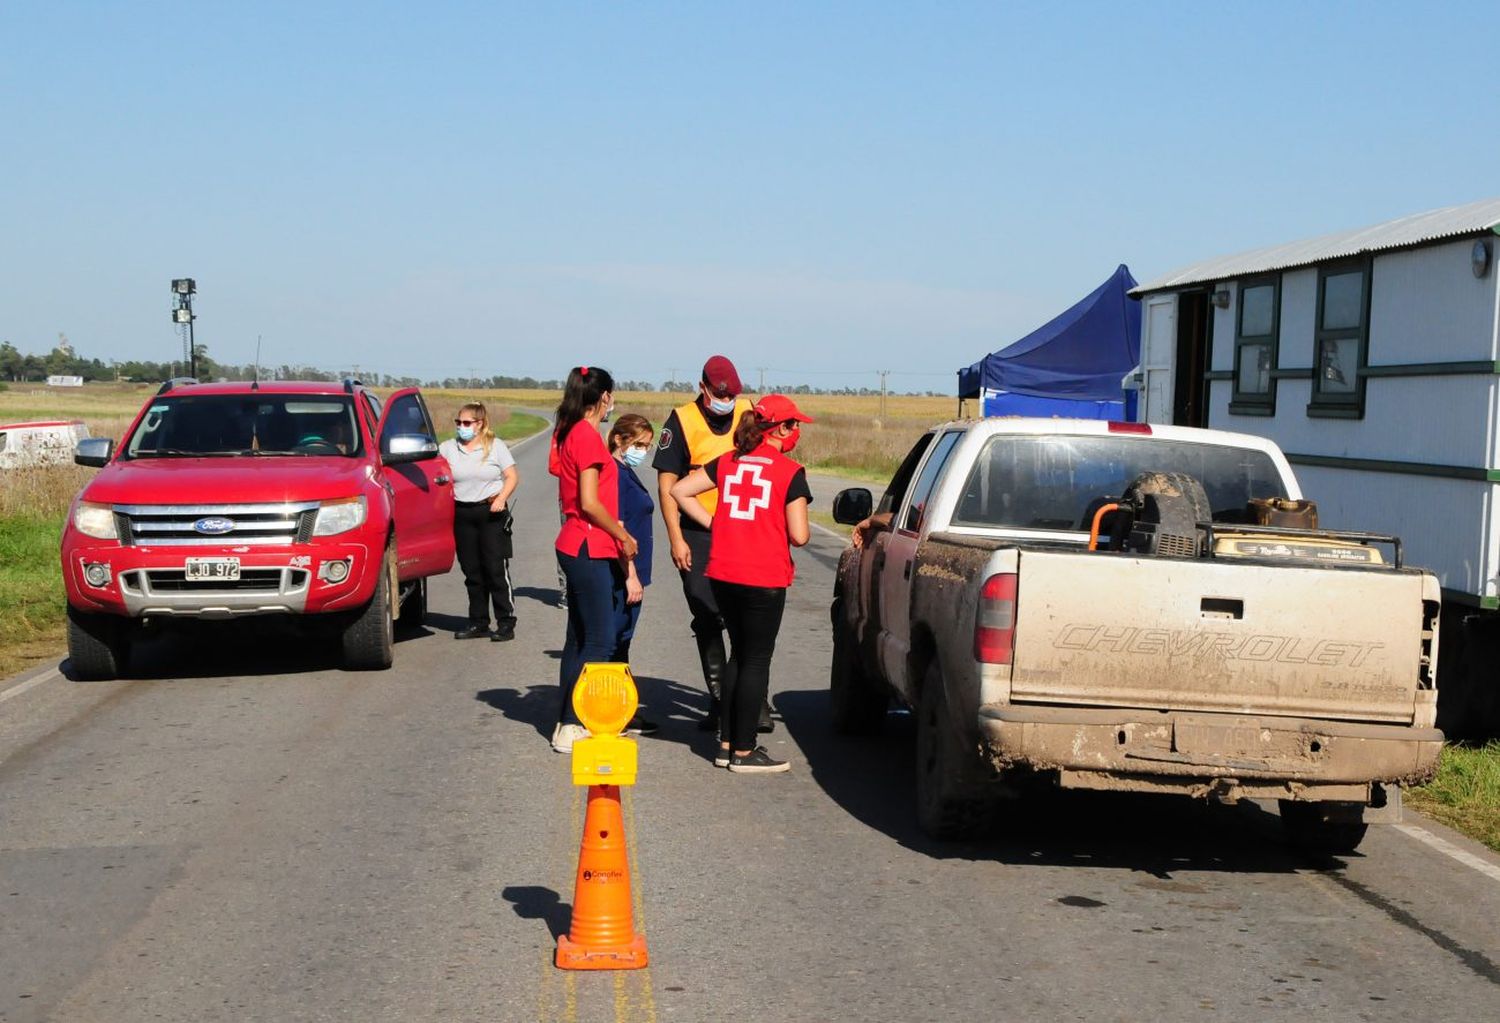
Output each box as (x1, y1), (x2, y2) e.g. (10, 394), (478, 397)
(554, 366), (616, 452)
(733, 413), (767, 458)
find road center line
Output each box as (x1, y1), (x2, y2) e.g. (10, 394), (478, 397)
(1394, 823), (1500, 884)
(0, 666), (61, 704)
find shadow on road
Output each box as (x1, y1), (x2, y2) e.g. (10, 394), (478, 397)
(513, 585), (565, 608)
(501, 885), (571, 941)
(775, 688), (1327, 877)
(72, 620), (358, 681)
(477, 674), (715, 751)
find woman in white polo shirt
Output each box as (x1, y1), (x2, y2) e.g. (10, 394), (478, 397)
(438, 401), (520, 641)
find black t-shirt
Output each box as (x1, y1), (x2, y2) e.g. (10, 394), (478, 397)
(704, 459), (812, 506)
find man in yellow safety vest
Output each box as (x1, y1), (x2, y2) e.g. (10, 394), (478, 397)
(652, 355), (773, 735)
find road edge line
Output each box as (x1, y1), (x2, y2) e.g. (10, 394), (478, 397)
(1394, 822), (1500, 884)
(0, 665), (62, 704)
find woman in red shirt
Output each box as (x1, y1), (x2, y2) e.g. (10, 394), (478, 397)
(552, 366), (639, 753)
(670, 395), (813, 773)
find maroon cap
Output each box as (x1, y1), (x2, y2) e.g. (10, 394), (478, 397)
(752, 394), (814, 424)
(701, 355), (743, 396)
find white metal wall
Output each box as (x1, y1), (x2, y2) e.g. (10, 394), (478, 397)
(1190, 237), (1500, 599)
(1293, 465), (1497, 602)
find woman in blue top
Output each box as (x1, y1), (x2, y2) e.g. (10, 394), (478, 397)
(607, 413), (655, 662)
(609, 414), (659, 736)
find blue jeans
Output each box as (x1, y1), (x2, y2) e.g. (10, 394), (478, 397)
(557, 548), (623, 725)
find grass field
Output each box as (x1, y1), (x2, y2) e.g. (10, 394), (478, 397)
(1408, 743), (1500, 853)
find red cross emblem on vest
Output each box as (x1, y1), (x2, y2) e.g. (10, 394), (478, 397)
(721, 461), (773, 520)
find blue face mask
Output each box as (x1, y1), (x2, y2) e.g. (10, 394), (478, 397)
(707, 396), (736, 416)
(456, 425), (477, 442)
(621, 446), (648, 467)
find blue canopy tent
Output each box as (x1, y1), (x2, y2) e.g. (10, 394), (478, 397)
(959, 264), (1142, 420)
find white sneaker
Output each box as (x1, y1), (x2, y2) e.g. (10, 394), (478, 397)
(551, 723), (588, 753)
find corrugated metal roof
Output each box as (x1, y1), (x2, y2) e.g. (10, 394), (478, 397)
(1132, 196), (1500, 294)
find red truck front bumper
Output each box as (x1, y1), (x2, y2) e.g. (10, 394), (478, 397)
(63, 538), (379, 619)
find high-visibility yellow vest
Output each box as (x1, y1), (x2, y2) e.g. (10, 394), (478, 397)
(676, 397), (753, 517)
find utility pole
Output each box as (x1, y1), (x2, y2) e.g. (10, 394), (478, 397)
(171, 279), (197, 378)
(757, 366), (767, 392)
(878, 369), (890, 419)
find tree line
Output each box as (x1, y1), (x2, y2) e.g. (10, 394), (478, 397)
(0, 341), (945, 396)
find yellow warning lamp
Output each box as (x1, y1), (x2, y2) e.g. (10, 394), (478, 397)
(570, 663), (640, 787)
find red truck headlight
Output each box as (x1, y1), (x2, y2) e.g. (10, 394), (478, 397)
(73, 501), (118, 540)
(974, 572), (1017, 664)
(312, 496), (367, 536)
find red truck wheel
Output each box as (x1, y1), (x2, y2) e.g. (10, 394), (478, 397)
(66, 607), (132, 681)
(341, 545), (395, 671)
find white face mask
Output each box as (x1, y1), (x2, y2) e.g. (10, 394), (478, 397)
(706, 395), (736, 415)
(622, 445), (649, 467)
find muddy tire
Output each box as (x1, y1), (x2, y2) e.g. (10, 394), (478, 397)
(1278, 800), (1369, 855)
(67, 607), (131, 681)
(829, 604), (886, 735)
(396, 577), (427, 633)
(342, 545), (394, 671)
(915, 663), (996, 840)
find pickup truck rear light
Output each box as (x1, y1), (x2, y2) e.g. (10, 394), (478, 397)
(974, 572), (1017, 664)
(1107, 421), (1152, 434)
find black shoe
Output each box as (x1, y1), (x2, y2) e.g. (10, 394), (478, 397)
(625, 715), (659, 736)
(455, 625), (492, 640)
(757, 702), (776, 734)
(491, 624), (515, 642)
(728, 746), (789, 774)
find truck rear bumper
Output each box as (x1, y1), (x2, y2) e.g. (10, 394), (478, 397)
(978, 703), (1443, 800)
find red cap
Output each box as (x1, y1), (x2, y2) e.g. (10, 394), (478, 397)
(752, 394), (814, 424)
(701, 355), (743, 396)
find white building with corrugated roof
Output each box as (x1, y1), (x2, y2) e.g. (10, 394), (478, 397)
(1129, 198), (1500, 732)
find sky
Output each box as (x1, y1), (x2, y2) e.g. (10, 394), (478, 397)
(4, 1), (1500, 391)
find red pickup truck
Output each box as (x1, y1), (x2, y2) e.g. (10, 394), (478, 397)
(62, 379), (456, 677)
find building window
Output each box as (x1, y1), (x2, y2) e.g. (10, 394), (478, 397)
(1230, 276), (1279, 415)
(1310, 260), (1370, 417)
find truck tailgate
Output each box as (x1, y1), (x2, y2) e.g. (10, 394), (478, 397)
(1009, 551), (1426, 724)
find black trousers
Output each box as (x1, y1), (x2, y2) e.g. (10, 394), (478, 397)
(453, 502), (515, 628)
(679, 527), (727, 696)
(710, 580), (787, 752)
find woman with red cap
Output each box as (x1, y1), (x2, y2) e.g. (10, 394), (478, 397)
(670, 394), (813, 773)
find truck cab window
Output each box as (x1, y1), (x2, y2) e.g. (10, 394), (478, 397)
(878, 435), (936, 516)
(899, 431), (963, 533)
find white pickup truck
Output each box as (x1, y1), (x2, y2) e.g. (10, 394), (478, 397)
(830, 418), (1442, 852)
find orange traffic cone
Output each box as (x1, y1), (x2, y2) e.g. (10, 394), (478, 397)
(555, 784), (649, 970)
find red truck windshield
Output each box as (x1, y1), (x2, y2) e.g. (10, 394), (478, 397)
(123, 395), (363, 459)
(950, 434), (1288, 532)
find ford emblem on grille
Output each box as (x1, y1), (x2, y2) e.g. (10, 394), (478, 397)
(193, 516), (236, 535)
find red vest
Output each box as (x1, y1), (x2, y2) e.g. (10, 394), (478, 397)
(705, 443), (803, 588)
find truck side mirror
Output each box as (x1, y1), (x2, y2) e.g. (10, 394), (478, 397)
(75, 437), (114, 467)
(832, 488), (873, 525)
(383, 434), (439, 465)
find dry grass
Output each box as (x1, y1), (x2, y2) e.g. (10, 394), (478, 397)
(436, 387), (958, 480)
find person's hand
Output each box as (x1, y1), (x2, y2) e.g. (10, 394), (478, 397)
(618, 530), (639, 561)
(670, 536), (692, 571)
(489, 496), (507, 513)
(626, 576), (644, 605)
(850, 516), (874, 549)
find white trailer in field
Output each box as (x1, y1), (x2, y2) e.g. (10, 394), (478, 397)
(0, 420), (90, 469)
(1129, 196), (1500, 734)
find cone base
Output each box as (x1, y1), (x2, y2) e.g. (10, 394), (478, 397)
(555, 932), (649, 971)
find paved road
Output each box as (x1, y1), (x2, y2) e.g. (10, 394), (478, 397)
(4, 430), (1500, 1022)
